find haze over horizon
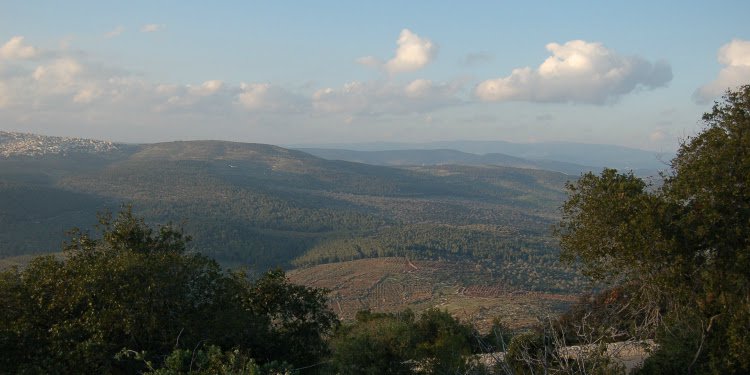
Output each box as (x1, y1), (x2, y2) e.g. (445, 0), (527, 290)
(1, 1), (749, 152)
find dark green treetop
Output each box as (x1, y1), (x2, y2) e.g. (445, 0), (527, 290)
(556, 85), (750, 374)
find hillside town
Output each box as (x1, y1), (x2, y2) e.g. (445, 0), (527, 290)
(0, 131), (119, 157)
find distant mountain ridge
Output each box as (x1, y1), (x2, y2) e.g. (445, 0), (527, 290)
(289, 140), (674, 174)
(0, 131), (671, 173)
(296, 148), (591, 175)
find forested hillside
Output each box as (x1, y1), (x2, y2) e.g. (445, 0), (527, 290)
(0, 138), (581, 291)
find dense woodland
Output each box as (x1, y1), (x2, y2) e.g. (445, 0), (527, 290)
(0, 138), (578, 292)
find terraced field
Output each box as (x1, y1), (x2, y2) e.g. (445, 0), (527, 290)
(288, 257), (580, 332)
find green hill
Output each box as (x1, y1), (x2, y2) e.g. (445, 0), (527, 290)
(0, 138), (582, 292)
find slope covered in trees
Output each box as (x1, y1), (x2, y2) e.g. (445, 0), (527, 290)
(0, 139), (581, 292)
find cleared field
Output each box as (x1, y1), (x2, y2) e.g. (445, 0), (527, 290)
(288, 257), (578, 331)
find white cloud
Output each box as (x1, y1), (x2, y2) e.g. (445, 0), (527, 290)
(155, 83), (180, 95)
(358, 29), (438, 74)
(0, 42), (307, 115)
(189, 80), (225, 96)
(73, 86), (102, 104)
(313, 79), (461, 115)
(404, 79), (434, 98)
(237, 83), (305, 112)
(0, 32), (460, 136)
(695, 39), (750, 102)
(141, 24), (165, 33)
(386, 29), (437, 73)
(33, 58), (83, 90)
(151, 80), (238, 112)
(104, 26), (125, 38)
(0, 36), (38, 60)
(475, 40), (672, 104)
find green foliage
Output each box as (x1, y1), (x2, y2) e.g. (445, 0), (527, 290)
(557, 169), (666, 283)
(505, 331), (548, 374)
(411, 309), (478, 374)
(0, 207), (337, 374)
(479, 318), (514, 353)
(330, 310), (416, 375)
(118, 346), (265, 375)
(329, 308), (486, 375)
(557, 85), (750, 374)
(240, 269), (338, 367)
(123, 345), (298, 375)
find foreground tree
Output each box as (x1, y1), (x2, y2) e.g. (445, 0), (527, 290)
(556, 85), (750, 374)
(329, 309), (486, 375)
(0, 207), (336, 374)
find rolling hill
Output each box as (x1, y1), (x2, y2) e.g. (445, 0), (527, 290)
(0, 133), (584, 293)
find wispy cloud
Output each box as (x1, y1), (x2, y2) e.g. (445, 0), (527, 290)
(355, 56), (381, 69)
(141, 24), (165, 33)
(475, 40), (672, 104)
(694, 39), (750, 103)
(104, 26), (125, 38)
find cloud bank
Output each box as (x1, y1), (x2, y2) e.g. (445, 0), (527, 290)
(312, 79), (461, 115)
(475, 40), (672, 104)
(0, 33), (681, 148)
(695, 39), (750, 102)
(0, 35), (462, 121)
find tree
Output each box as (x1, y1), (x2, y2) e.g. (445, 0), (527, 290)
(556, 85), (750, 374)
(328, 309), (485, 375)
(241, 268), (338, 368)
(329, 310), (416, 375)
(0, 206), (337, 374)
(411, 308), (479, 375)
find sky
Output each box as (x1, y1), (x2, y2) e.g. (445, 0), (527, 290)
(1, 1), (749, 152)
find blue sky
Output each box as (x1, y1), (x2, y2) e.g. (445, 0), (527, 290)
(1, 1), (749, 151)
